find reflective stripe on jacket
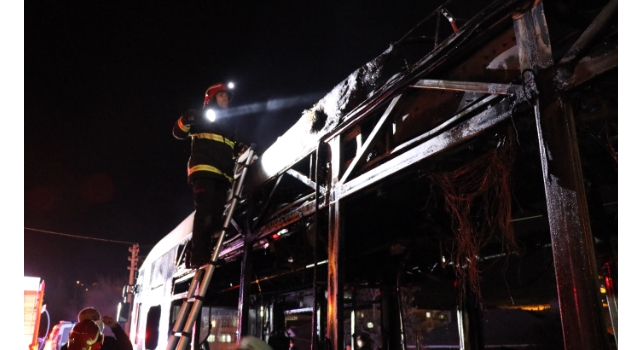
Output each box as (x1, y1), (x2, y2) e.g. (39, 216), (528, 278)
(173, 108), (239, 183)
(188, 164), (234, 183)
(190, 133), (235, 149)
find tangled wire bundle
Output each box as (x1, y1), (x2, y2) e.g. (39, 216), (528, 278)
(430, 128), (519, 301)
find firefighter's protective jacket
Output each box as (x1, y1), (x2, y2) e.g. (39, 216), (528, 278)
(173, 107), (239, 184)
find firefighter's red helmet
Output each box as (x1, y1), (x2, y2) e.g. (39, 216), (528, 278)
(67, 319), (104, 350)
(203, 82), (234, 107)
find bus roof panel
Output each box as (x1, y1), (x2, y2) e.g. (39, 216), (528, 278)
(140, 211), (195, 271)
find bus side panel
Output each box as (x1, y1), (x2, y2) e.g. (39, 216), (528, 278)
(132, 245), (180, 350)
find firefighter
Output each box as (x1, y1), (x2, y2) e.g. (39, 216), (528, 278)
(66, 319), (103, 350)
(356, 333), (373, 350)
(173, 82), (247, 268)
(62, 307), (132, 350)
(288, 338), (298, 350)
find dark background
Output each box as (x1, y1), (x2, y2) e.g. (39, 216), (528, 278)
(23, 1), (445, 322)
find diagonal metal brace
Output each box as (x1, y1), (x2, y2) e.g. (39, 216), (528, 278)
(410, 77), (537, 105)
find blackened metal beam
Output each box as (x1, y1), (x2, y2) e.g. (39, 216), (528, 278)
(252, 173), (284, 230)
(559, 0), (618, 65)
(245, 0), (522, 195)
(381, 288), (402, 350)
(255, 200), (316, 238)
(323, 0), (521, 146)
(559, 45), (618, 91)
(286, 168), (325, 193)
(532, 79), (609, 350)
(340, 98), (513, 199)
(218, 260), (326, 294)
(218, 200), (318, 258)
(513, 2), (554, 71)
(326, 137), (344, 350)
(312, 138), (329, 350)
(267, 192), (316, 220)
(514, 2), (609, 349)
(533, 85), (609, 350)
(410, 79), (522, 95)
(237, 231), (254, 338)
(391, 94), (500, 156)
(340, 95), (402, 184)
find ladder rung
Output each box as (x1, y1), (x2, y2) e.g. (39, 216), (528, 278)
(176, 331), (192, 339)
(187, 295), (206, 303)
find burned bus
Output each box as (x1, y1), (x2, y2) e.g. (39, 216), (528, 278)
(127, 0), (618, 349)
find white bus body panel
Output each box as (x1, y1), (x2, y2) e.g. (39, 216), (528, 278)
(131, 212), (194, 350)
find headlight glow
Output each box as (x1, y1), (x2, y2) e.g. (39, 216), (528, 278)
(205, 109), (216, 122)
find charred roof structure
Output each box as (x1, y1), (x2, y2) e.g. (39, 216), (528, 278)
(132, 0), (618, 349)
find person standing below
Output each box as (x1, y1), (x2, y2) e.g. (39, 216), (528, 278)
(356, 333), (373, 350)
(173, 82), (246, 268)
(62, 307), (133, 350)
(66, 320), (103, 350)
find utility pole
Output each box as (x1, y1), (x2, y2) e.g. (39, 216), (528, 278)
(124, 243), (139, 335)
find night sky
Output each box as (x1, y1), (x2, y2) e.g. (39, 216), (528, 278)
(15, 2), (637, 348)
(23, 1), (444, 312)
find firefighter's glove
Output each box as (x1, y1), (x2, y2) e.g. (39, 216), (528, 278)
(235, 141), (249, 156)
(180, 109), (200, 126)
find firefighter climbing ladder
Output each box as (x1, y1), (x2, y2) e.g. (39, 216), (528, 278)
(167, 146), (256, 350)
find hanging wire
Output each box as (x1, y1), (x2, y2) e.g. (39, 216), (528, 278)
(24, 227), (137, 245)
(396, 0), (456, 45)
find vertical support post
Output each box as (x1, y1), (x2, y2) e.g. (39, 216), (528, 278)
(455, 280), (484, 350)
(270, 301), (286, 345)
(380, 288), (402, 350)
(237, 232), (254, 339)
(318, 295), (327, 349)
(268, 303), (275, 339)
(125, 243), (139, 336)
(326, 137), (344, 350)
(312, 140), (329, 350)
(351, 310), (357, 350)
(513, 2), (609, 349)
(397, 267), (407, 350)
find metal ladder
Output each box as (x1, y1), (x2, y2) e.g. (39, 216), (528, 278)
(166, 146), (256, 350)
